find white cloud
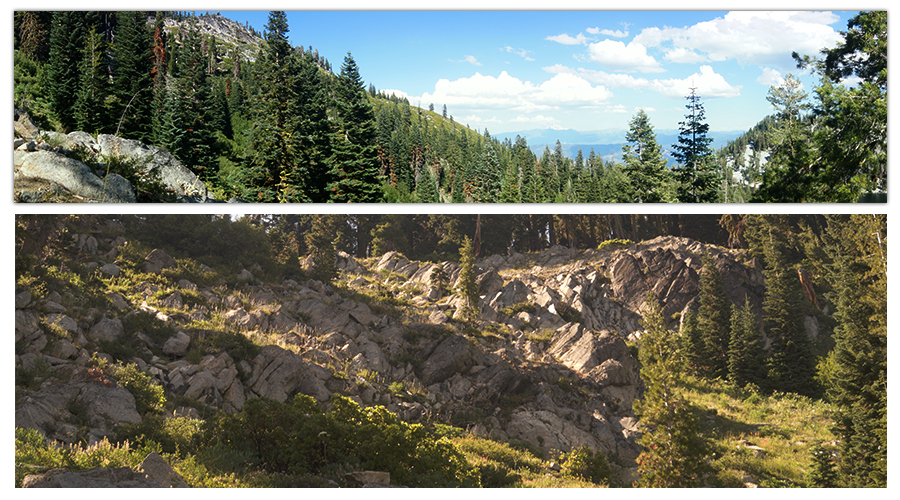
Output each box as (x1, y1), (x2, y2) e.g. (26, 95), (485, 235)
(647, 65), (742, 98)
(418, 70), (612, 116)
(379, 89), (409, 100)
(587, 39), (663, 73)
(458, 55), (482, 66)
(756, 67), (784, 87)
(546, 33), (591, 45)
(664, 47), (707, 64)
(504, 45), (535, 61)
(633, 11), (842, 68)
(544, 64), (740, 99)
(587, 27), (628, 38)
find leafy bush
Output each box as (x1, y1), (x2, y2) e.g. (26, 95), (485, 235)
(597, 239), (634, 251)
(122, 310), (176, 345)
(499, 301), (537, 317)
(114, 415), (202, 457)
(95, 154), (175, 202)
(559, 445), (616, 486)
(15, 427), (162, 487)
(201, 394), (480, 487)
(110, 363), (166, 415)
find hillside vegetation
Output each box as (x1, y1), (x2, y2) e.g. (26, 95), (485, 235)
(15, 215), (885, 487)
(13, 11), (886, 202)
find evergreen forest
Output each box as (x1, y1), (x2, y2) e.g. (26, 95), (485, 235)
(15, 214), (887, 487)
(13, 11), (886, 203)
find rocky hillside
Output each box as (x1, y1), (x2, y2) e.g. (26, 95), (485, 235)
(13, 109), (219, 203)
(17, 225), (812, 485)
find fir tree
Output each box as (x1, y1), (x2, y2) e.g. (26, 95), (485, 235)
(73, 26), (108, 134)
(305, 214), (337, 283)
(112, 11), (153, 142)
(456, 236), (479, 321)
(635, 294), (711, 487)
(672, 86), (718, 202)
(244, 11), (312, 202)
(695, 251), (731, 378)
(47, 11), (97, 131)
(760, 224), (817, 397)
(622, 109), (670, 203)
(327, 52), (383, 202)
(822, 214), (886, 486)
(727, 297), (763, 388)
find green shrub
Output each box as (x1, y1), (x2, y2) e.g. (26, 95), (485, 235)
(202, 394), (480, 487)
(110, 363), (166, 415)
(114, 415), (202, 457)
(559, 445), (616, 486)
(122, 310), (176, 345)
(499, 301), (536, 317)
(597, 239), (634, 251)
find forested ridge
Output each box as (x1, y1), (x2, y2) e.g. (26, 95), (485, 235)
(15, 214), (886, 487)
(13, 10), (886, 203)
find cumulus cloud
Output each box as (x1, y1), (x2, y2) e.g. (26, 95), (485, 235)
(544, 64), (740, 98)
(418, 70), (612, 115)
(664, 47), (707, 64)
(546, 33), (591, 45)
(647, 65), (742, 98)
(587, 39), (663, 73)
(756, 67), (784, 87)
(633, 11), (842, 68)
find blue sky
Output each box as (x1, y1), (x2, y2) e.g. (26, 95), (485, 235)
(219, 8), (859, 135)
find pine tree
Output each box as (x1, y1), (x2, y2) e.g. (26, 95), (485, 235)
(727, 297), (763, 388)
(456, 236), (479, 321)
(47, 11), (97, 131)
(622, 109), (670, 202)
(73, 26), (108, 134)
(672, 86), (718, 202)
(760, 224), (817, 397)
(821, 214), (886, 486)
(327, 52), (383, 202)
(305, 214), (337, 283)
(791, 11), (887, 201)
(635, 294), (711, 487)
(695, 251), (732, 378)
(415, 164), (439, 203)
(244, 11), (313, 202)
(112, 11), (153, 142)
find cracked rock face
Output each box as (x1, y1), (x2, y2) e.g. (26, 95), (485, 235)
(15, 234), (772, 478)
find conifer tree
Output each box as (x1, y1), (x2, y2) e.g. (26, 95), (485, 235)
(244, 11), (312, 202)
(672, 87), (718, 202)
(415, 164), (439, 203)
(695, 251), (731, 378)
(73, 26), (108, 134)
(727, 297), (763, 388)
(753, 74), (814, 202)
(47, 11), (97, 131)
(760, 224), (817, 396)
(305, 214), (337, 283)
(327, 52), (383, 202)
(821, 214), (886, 486)
(635, 294), (711, 487)
(112, 11), (153, 142)
(456, 236), (479, 321)
(622, 109), (670, 202)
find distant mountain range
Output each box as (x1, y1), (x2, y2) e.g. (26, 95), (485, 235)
(494, 128), (746, 165)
